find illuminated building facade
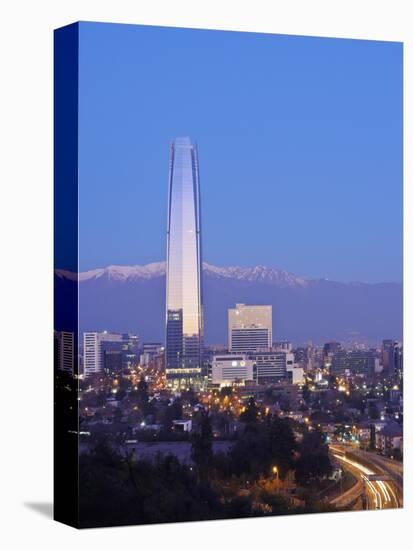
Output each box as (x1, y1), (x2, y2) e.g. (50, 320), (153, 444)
(210, 354), (255, 387)
(165, 137), (204, 387)
(228, 303), (272, 353)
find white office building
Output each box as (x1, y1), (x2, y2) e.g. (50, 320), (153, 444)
(249, 351), (292, 383)
(228, 303), (272, 353)
(211, 354), (255, 386)
(83, 331), (123, 377)
(291, 366), (305, 385)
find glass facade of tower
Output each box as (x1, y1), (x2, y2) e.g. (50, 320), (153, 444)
(166, 137), (204, 387)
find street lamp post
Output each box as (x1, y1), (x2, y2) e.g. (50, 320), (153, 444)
(272, 466), (279, 493)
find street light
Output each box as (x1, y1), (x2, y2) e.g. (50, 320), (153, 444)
(272, 466), (279, 493)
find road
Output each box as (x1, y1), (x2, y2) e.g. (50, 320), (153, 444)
(329, 444), (402, 510)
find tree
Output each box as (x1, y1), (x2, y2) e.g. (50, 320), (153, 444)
(229, 425), (271, 479)
(79, 442), (223, 527)
(137, 375), (149, 405)
(260, 491), (294, 515)
(222, 495), (254, 519)
(227, 416), (296, 481)
(220, 386), (232, 398)
(184, 388), (198, 405)
(240, 397), (259, 424)
(191, 410), (213, 480)
(163, 399), (183, 430)
(294, 429), (332, 486)
(268, 417), (296, 479)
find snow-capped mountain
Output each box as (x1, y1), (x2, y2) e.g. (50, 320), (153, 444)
(54, 260), (402, 345)
(203, 263), (309, 287)
(80, 262), (166, 282)
(56, 261), (312, 288)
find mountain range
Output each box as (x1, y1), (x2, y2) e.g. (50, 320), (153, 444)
(55, 262), (402, 345)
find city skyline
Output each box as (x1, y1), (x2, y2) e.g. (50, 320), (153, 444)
(77, 23), (403, 283)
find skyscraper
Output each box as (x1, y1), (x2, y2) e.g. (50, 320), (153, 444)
(166, 137), (204, 387)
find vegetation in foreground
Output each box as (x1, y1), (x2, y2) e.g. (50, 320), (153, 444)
(79, 398), (335, 527)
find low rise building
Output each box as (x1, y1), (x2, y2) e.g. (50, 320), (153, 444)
(249, 351), (292, 384)
(172, 419), (192, 432)
(211, 354), (255, 386)
(375, 422), (403, 457)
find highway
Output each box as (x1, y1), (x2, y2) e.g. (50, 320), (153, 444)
(329, 444), (402, 511)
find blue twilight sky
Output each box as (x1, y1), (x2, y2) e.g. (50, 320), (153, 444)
(78, 22), (402, 283)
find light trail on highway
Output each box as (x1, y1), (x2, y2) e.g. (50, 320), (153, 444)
(331, 451), (399, 510)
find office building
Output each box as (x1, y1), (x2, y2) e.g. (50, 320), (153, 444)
(228, 303), (272, 353)
(143, 342), (164, 356)
(249, 351), (292, 384)
(323, 341), (342, 356)
(165, 137), (204, 387)
(210, 354), (255, 386)
(382, 340), (403, 379)
(83, 331), (123, 377)
(122, 333), (139, 353)
(103, 349), (123, 374)
(331, 349), (375, 378)
(323, 341), (341, 368)
(140, 343), (164, 367)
